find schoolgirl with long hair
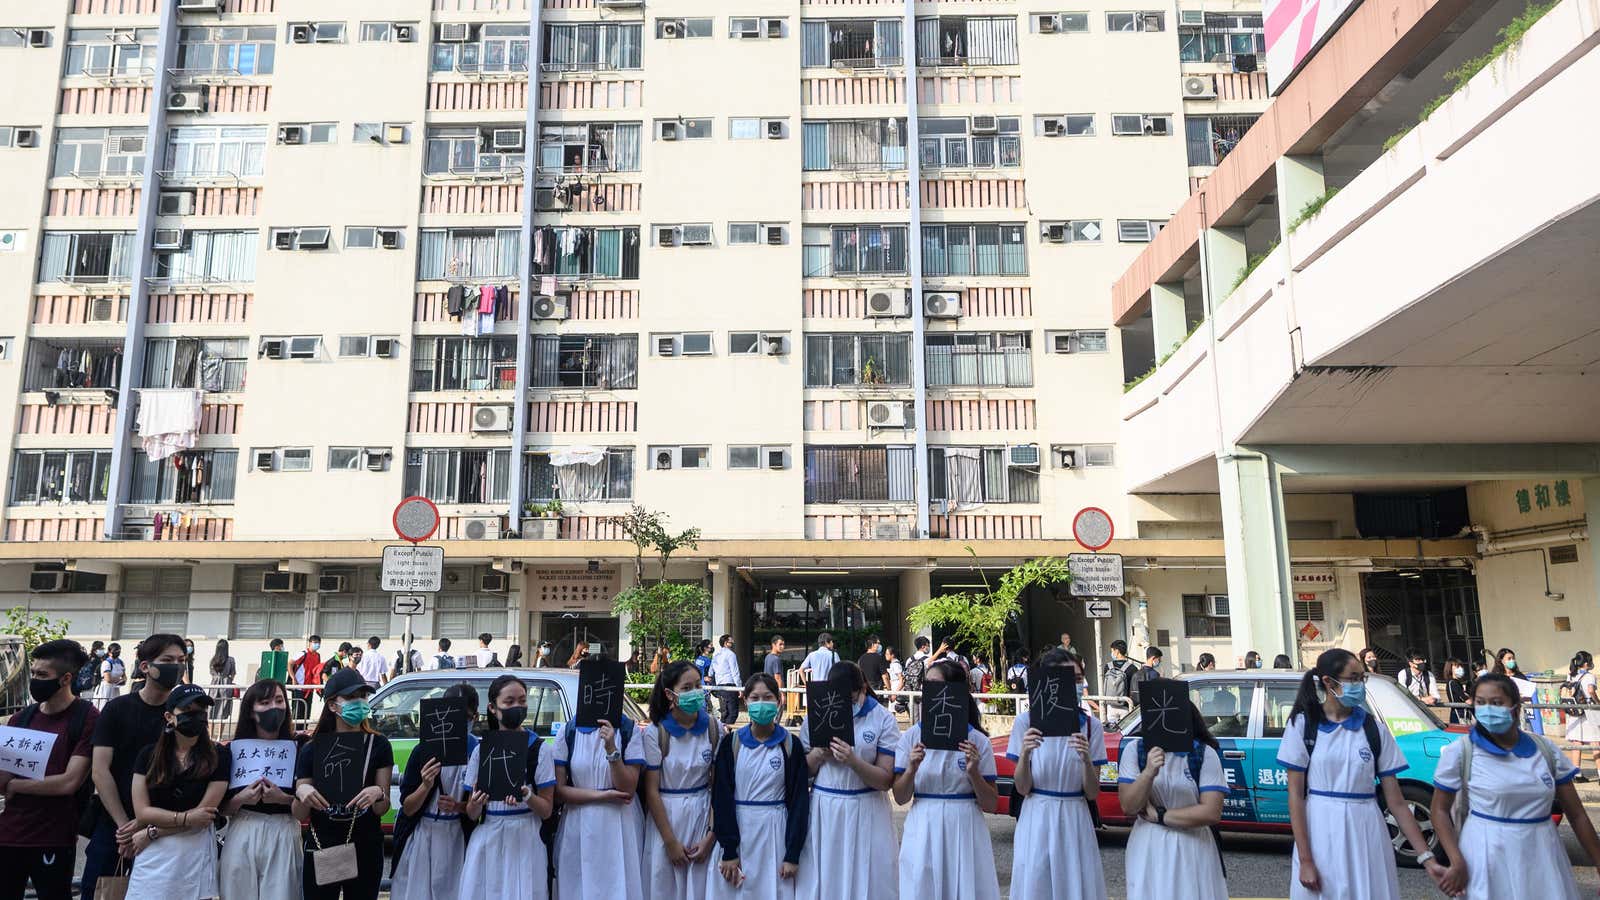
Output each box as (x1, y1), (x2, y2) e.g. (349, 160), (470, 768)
(124, 684), (229, 900)
(460, 675), (555, 898)
(221, 679), (303, 900)
(641, 659), (720, 900)
(392, 683), (478, 900)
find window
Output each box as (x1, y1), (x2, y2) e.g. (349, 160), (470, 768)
(65, 28), (160, 76)
(153, 229), (258, 283)
(800, 19), (902, 67)
(804, 446), (916, 503)
(528, 226), (640, 280)
(436, 590), (509, 640)
(1040, 220), (1104, 243)
(1112, 114), (1173, 136)
(1184, 114), (1261, 166)
(1045, 329), (1109, 354)
(1033, 12), (1090, 33)
(52, 127), (147, 178)
(176, 25), (276, 75)
(1118, 220), (1165, 243)
(530, 334), (638, 389)
(728, 224), (760, 245)
(360, 22), (418, 43)
(22, 339), (124, 392)
(1076, 330), (1109, 352)
(1295, 598), (1326, 621)
(142, 337), (248, 391)
(655, 118), (712, 140)
(278, 122), (336, 144)
(1084, 444), (1115, 466)
(806, 224), (908, 277)
(128, 449), (238, 504)
(288, 337), (320, 359)
(431, 23), (529, 73)
(729, 332), (762, 355)
(230, 566), (306, 640)
(926, 332), (1032, 387)
(541, 23), (641, 72)
(729, 17), (785, 39)
(655, 224), (714, 247)
(316, 567), (391, 638)
(1179, 12), (1264, 63)
(801, 118), (907, 171)
(729, 446), (761, 469)
(523, 447), (633, 502)
(329, 447), (363, 470)
(163, 126), (268, 179)
(8, 450), (113, 504)
(404, 449), (512, 504)
(915, 17), (1020, 66)
(537, 122), (641, 174)
(920, 224), (1028, 276)
(117, 568), (191, 640)
(353, 122), (407, 145)
(1195, 682), (1253, 737)
(730, 117), (785, 140)
(1262, 682), (1300, 737)
(279, 448), (312, 472)
(1183, 593), (1231, 637)
(655, 18), (714, 38)
(1107, 11), (1165, 32)
(417, 228), (522, 280)
(424, 125), (525, 177)
(929, 447), (1040, 504)
(413, 336), (518, 391)
(653, 333), (713, 357)
(649, 446), (711, 470)
(918, 117), (1021, 169)
(338, 335), (371, 357)
(292, 22), (347, 43)
(344, 227), (376, 250)
(1035, 114), (1095, 137)
(804, 334), (912, 387)
(37, 231), (137, 282)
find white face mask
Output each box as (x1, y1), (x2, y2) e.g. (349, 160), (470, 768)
(1453, 667), (1465, 679)
(538, 647), (550, 657)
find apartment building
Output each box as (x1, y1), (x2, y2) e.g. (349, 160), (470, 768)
(0, 0), (1276, 678)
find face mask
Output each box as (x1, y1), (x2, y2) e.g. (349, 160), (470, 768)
(174, 710), (207, 737)
(149, 663), (184, 689)
(1453, 667), (1465, 679)
(256, 708), (286, 734)
(1475, 704), (1514, 734)
(538, 646), (550, 657)
(498, 705), (528, 729)
(851, 699), (865, 716)
(747, 701), (779, 725)
(186, 645), (195, 653)
(95, 649), (106, 657)
(1504, 659), (1518, 670)
(1251, 660), (1262, 669)
(675, 689), (705, 714)
(338, 699), (371, 725)
(29, 677), (63, 704)
(1335, 681), (1366, 708)
(311, 643), (321, 652)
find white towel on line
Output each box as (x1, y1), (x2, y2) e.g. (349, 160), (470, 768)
(135, 388), (203, 461)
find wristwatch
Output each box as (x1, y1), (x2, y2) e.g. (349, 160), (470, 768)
(606, 748), (622, 763)
(1415, 851), (1435, 866)
(1154, 805), (1167, 826)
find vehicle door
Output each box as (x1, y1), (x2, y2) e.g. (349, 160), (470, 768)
(1193, 679), (1259, 823)
(1249, 679), (1300, 825)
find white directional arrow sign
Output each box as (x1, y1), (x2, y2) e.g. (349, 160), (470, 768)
(1084, 599), (1113, 619)
(392, 594), (429, 616)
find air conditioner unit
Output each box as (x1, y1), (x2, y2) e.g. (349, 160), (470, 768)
(365, 450), (391, 471)
(471, 403), (512, 432)
(655, 336), (677, 357)
(923, 292), (961, 319)
(478, 570), (509, 590)
(866, 400), (907, 428)
(763, 225), (784, 245)
(372, 338), (398, 358)
(394, 24), (417, 43)
(654, 447), (676, 470)
(1119, 220), (1155, 242)
(90, 297), (115, 322)
(1052, 332), (1075, 354)
(290, 24), (314, 43)
(765, 120), (784, 139)
(462, 518), (502, 541)
(317, 574), (346, 593)
(296, 226), (331, 249)
(27, 29), (50, 48)
(273, 230), (296, 250)
(377, 228), (401, 249)
(158, 192), (195, 216)
(531, 295), (569, 321)
(492, 129), (524, 151)
(166, 87), (206, 112)
(152, 228), (185, 250)
(1008, 444), (1041, 467)
(278, 125), (305, 145)
(1056, 446), (1079, 469)
(872, 521), (911, 540)
(1143, 115), (1171, 136)
(657, 121), (681, 141)
(681, 224), (712, 245)
(865, 289), (906, 318)
(1044, 223), (1068, 243)
(178, 0), (221, 10)
(763, 334), (786, 356)
(1207, 594), (1231, 617)
(29, 569), (67, 593)
(1142, 13), (1164, 30)
(438, 23), (471, 43)
(1179, 10), (1207, 26)
(112, 135), (145, 154)
(262, 571), (305, 593)
(766, 19), (784, 38)
(1042, 118), (1064, 137)
(971, 115), (998, 134)
(385, 124), (408, 144)
(661, 20), (684, 39)
(259, 340), (286, 360)
(656, 226), (678, 247)
(1182, 75), (1217, 99)
(14, 129), (39, 149)
(766, 448), (788, 470)
(1038, 14), (1060, 33)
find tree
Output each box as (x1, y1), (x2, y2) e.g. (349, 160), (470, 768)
(612, 504), (702, 585)
(906, 550), (1071, 676)
(610, 506), (710, 660)
(5, 607), (70, 656)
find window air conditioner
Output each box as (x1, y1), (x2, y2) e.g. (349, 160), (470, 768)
(658, 121), (681, 141)
(1143, 115), (1171, 135)
(492, 129), (524, 151)
(763, 334), (787, 355)
(680, 224), (712, 245)
(153, 228), (185, 250)
(1207, 594), (1231, 617)
(1042, 119), (1064, 137)
(1179, 10), (1207, 26)
(1056, 446), (1079, 469)
(1141, 13), (1164, 30)
(290, 24), (314, 44)
(438, 23), (471, 43)
(259, 340), (286, 360)
(865, 288), (906, 318)
(971, 115), (998, 134)
(372, 338), (398, 358)
(656, 336), (677, 356)
(27, 29), (50, 48)
(766, 19), (784, 38)
(296, 227), (331, 249)
(923, 291), (961, 319)
(158, 192), (195, 216)
(765, 120), (784, 139)
(1044, 222), (1068, 243)
(278, 125), (305, 145)
(166, 87), (207, 112)
(385, 124), (408, 144)
(365, 450), (391, 472)
(661, 20), (684, 39)
(14, 129), (39, 148)
(766, 448), (788, 470)
(377, 228), (401, 249)
(262, 571), (306, 593)
(471, 404), (512, 432)
(479, 571), (510, 590)
(273, 230), (296, 250)
(394, 24), (417, 43)
(112, 135), (145, 154)
(90, 297), (115, 322)
(1039, 15), (1060, 33)
(657, 226), (679, 246)
(654, 448), (676, 470)
(866, 400), (907, 428)
(764, 225), (784, 245)
(1182, 75), (1217, 99)
(29, 569), (67, 593)
(1008, 444), (1041, 467)
(1119, 220), (1155, 243)
(1052, 333), (1076, 354)
(254, 449), (278, 471)
(178, 0), (221, 10)
(317, 574), (346, 593)
(532, 295), (569, 321)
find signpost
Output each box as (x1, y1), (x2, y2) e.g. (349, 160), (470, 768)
(1071, 507), (1115, 552)
(1069, 507), (1118, 684)
(1068, 553), (1124, 597)
(392, 595), (428, 616)
(1085, 599), (1113, 619)
(389, 497), (441, 675)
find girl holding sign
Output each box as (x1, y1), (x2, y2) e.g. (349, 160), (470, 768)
(221, 679), (304, 900)
(124, 684), (230, 900)
(893, 660), (1000, 900)
(641, 660), (719, 900)
(1276, 648), (1444, 899)
(554, 659), (647, 900)
(706, 673), (810, 900)
(1116, 694), (1227, 900)
(794, 661), (900, 900)
(460, 675), (556, 899)
(392, 683), (478, 900)
(1007, 649), (1109, 900)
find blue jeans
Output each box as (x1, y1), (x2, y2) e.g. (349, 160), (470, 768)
(78, 819), (117, 900)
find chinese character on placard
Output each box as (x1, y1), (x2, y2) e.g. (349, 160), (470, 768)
(1555, 480), (1572, 507)
(1515, 489), (1531, 514)
(1535, 484), (1552, 510)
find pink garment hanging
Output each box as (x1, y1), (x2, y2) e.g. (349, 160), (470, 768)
(479, 285), (495, 314)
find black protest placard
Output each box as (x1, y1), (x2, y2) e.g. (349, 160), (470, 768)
(419, 697), (472, 766)
(920, 680), (970, 751)
(807, 681), (855, 751)
(576, 657), (627, 728)
(476, 730), (529, 799)
(313, 732), (370, 806)
(1028, 667), (1081, 737)
(1139, 678), (1195, 753)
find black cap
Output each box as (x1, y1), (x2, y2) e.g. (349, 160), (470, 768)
(324, 667), (372, 700)
(165, 683), (214, 712)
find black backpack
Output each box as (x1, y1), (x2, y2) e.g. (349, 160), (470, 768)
(73, 659), (99, 695)
(904, 655), (928, 692)
(16, 700), (94, 826)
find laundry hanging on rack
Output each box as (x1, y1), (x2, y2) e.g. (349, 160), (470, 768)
(134, 389), (203, 461)
(447, 284), (467, 316)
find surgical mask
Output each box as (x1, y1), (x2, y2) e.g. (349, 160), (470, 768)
(851, 699), (865, 716)
(1334, 681), (1366, 708)
(256, 708), (286, 734)
(174, 710), (207, 737)
(311, 642), (321, 652)
(29, 676), (62, 704)
(538, 646), (550, 657)
(675, 689), (705, 714)
(1453, 667), (1466, 679)
(95, 648), (106, 658)
(747, 701), (779, 725)
(338, 699), (371, 725)
(1504, 659), (1518, 670)
(1475, 704), (1515, 734)
(149, 663), (184, 689)
(498, 705), (528, 729)
(185, 644), (195, 654)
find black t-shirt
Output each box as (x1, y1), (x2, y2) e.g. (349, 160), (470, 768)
(133, 742), (231, 812)
(294, 732), (395, 834)
(90, 691), (169, 814)
(857, 651), (887, 690)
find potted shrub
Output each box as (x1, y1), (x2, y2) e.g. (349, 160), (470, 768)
(520, 501), (562, 540)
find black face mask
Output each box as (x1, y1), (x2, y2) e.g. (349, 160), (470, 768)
(174, 710), (207, 737)
(255, 708), (287, 734)
(149, 663), (184, 689)
(29, 676), (63, 704)
(498, 705), (528, 729)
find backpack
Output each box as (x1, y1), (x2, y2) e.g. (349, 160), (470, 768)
(16, 700), (94, 824)
(1101, 659), (1136, 700)
(73, 658), (99, 695)
(1558, 677), (1585, 716)
(435, 654), (457, 670)
(1400, 668), (1435, 701)
(1449, 731), (1562, 829)
(904, 654), (928, 692)
(1300, 711), (1384, 793)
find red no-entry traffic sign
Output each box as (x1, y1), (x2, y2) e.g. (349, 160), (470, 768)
(1072, 507), (1115, 552)
(392, 496), (440, 544)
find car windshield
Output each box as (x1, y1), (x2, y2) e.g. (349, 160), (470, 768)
(369, 676), (644, 740)
(1114, 674), (1446, 736)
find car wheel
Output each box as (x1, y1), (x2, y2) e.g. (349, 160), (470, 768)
(1382, 783), (1442, 868)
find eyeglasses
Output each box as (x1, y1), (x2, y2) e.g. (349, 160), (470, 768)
(1331, 673), (1370, 684)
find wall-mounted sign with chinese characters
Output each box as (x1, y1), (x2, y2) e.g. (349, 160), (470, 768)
(1291, 569), (1336, 591)
(1514, 479), (1575, 516)
(528, 566), (621, 612)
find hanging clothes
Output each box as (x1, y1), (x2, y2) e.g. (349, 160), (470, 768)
(447, 284), (467, 317)
(198, 352), (223, 392)
(478, 285), (496, 315)
(135, 389), (204, 461)
(494, 285), (509, 319)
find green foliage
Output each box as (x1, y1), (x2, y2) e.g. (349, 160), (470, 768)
(612, 581), (712, 656)
(1287, 187), (1342, 233)
(1381, 125), (1414, 153)
(5, 607), (69, 655)
(907, 550), (1070, 674)
(1123, 321), (1203, 392)
(611, 504), (702, 584)
(1230, 238), (1280, 294)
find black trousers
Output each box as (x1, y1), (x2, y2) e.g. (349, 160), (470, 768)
(303, 818), (384, 900)
(0, 845), (74, 900)
(718, 687), (741, 725)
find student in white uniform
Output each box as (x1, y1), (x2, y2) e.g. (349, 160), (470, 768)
(1429, 672), (1600, 899)
(1276, 648), (1446, 898)
(641, 660), (720, 900)
(460, 675), (557, 899)
(1008, 649), (1108, 900)
(1562, 651), (1600, 775)
(1117, 698), (1227, 900)
(390, 683), (477, 900)
(795, 661), (900, 900)
(1492, 647), (1544, 735)
(893, 660), (1000, 900)
(706, 673), (810, 900)
(553, 660), (647, 900)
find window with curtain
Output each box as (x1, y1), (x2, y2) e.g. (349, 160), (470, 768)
(153, 230), (258, 283)
(920, 224), (1027, 276)
(523, 447), (634, 502)
(37, 232), (137, 283)
(541, 23), (642, 71)
(164, 126), (268, 179)
(531, 334), (639, 389)
(538, 122), (641, 173)
(928, 447), (1039, 503)
(803, 446), (916, 503)
(800, 19), (903, 67)
(8, 450), (112, 504)
(531, 226), (640, 279)
(128, 449), (238, 504)
(915, 16), (1019, 65)
(827, 225), (907, 276)
(802, 118), (906, 171)
(411, 336), (518, 391)
(417, 228), (522, 280)
(22, 340), (123, 392)
(804, 334), (912, 386)
(403, 449), (511, 504)
(925, 332), (1032, 387)
(143, 337), (248, 392)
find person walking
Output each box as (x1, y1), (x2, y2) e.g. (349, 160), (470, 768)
(799, 635), (838, 684)
(476, 634), (500, 668)
(391, 683), (476, 900)
(1276, 648), (1445, 898)
(692, 641), (714, 680)
(291, 636), (324, 689)
(208, 639), (237, 720)
(91, 641), (126, 710)
(705, 674), (809, 900)
(641, 661), (719, 900)
(856, 636), (887, 693)
(552, 660), (647, 900)
(1430, 672), (1600, 899)
(1563, 650), (1600, 779)
(460, 676), (556, 899)
(220, 679), (304, 900)
(1117, 698), (1227, 900)
(356, 637), (388, 689)
(1099, 641), (1139, 725)
(885, 647), (905, 712)
(124, 683), (230, 900)
(710, 635), (743, 727)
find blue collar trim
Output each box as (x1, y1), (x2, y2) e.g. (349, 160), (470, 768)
(737, 724), (788, 748)
(1470, 727), (1535, 758)
(854, 696), (879, 719)
(1317, 706), (1367, 733)
(662, 710), (710, 738)
(574, 714), (634, 736)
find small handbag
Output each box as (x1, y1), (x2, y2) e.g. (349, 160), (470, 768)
(93, 859), (129, 900)
(310, 736), (372, 886)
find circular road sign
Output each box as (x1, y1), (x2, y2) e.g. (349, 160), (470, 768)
(392, 496), (440, 543)
(1072, 507), (1115, 552)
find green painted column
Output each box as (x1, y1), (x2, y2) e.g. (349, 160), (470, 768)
(1218, 449), (1296, 659)
(1152, 281), (1188, 359)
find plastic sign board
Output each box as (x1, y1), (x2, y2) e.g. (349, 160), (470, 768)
(1072, 507), (1115, 551)
(381, 545), (443, 592)
(1068, 552), (1124, 597)
(1085, 599), (1113, 619)
(392, 594), (429, 616)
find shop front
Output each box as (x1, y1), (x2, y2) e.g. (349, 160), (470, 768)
(526, 564), (623, 666)
(746, 577), (899, 675)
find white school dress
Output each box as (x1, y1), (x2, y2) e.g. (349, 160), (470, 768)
(1434, 730), (1580, 900)
(1564, 670), (1600, 744)
(642, 712), (719, 900)
(1276, 708), (1407, 900)
(554, 723), (646, 900)
(794, 696), (901, 900)
(1007, 711), (1109, 900)
(706, 726), (799, 900)
(392, 755), (470, 900)
(459, 731), (557, 899)
(1117, 737), (1228, 900)
(894, 724), (1000, 900)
